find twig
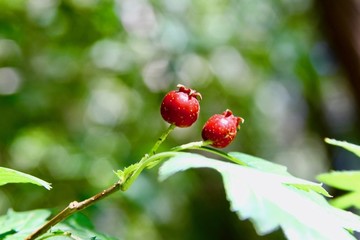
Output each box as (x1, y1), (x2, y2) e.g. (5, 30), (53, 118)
(25, 180), (123, 240)
(26, 125), (177, 239)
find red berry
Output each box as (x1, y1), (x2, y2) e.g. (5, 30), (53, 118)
(202, 109), (244, 148)
(160, 84), (202, 127)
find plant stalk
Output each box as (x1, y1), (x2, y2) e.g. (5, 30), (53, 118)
(25, 180), (123, 240)
(26, 125), (177, 239)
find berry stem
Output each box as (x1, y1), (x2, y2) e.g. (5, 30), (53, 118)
(119, 124), (177, 190)
(150, 124), (176, 156)
(199, 146), (247, 166)
(120, 151), (180, 191)
(171, 140), (212, 151)
(146, 141), (212, 169)
(172, 141), (247, 166)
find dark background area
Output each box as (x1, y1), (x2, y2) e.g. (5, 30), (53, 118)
(0, 0), (359, 239)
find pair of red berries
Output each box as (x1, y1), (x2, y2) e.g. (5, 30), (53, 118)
(160, 84), (244, 148)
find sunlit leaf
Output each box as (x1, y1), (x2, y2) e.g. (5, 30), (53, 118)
(317, 171), (360, 191)
(325, 138), (360, 158)
(318, 139), (360, 210)
(0, 167), (51, 190)
(229, 152), (331, 197)
(329, 192), (360, 209)
(317, 171), (360, 209)
(159, 152), (360, 240)
(229, 152), (289, 175)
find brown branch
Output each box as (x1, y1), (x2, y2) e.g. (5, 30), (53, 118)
(25, 180), (123, 240)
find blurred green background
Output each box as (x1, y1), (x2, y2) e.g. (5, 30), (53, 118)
(0, 0), (359, 239)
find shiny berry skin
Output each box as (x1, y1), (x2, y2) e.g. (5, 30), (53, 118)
(202, 109), (244, 148)
(160, 84), (202, 127)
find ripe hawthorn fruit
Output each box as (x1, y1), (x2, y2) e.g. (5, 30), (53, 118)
(202, 109), (244, 148)
(160, 84), (202, 127)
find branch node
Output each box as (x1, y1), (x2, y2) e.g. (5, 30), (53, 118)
(69, 201), (79, 209)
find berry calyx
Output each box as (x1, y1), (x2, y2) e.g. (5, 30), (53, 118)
(201, 109), (244, 148)
(160, 84), (202, 127)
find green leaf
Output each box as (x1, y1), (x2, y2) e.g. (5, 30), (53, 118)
(329, 192), (360, 209)
(0, 209), (51, 239)
(229, 152), (289, 175)
(318, 139), (360, 210)
(159, 152), (360, 240)
(325, 138), (360, 158)
(42, 213), (118, 240)
(229, 152), (331, 197)
(317, 171), (360, 209)
(0, 210), (117, 240)
(317, 171), (360, 191)
(283, 183), (331, 198)
(0, 167), (51, 190)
